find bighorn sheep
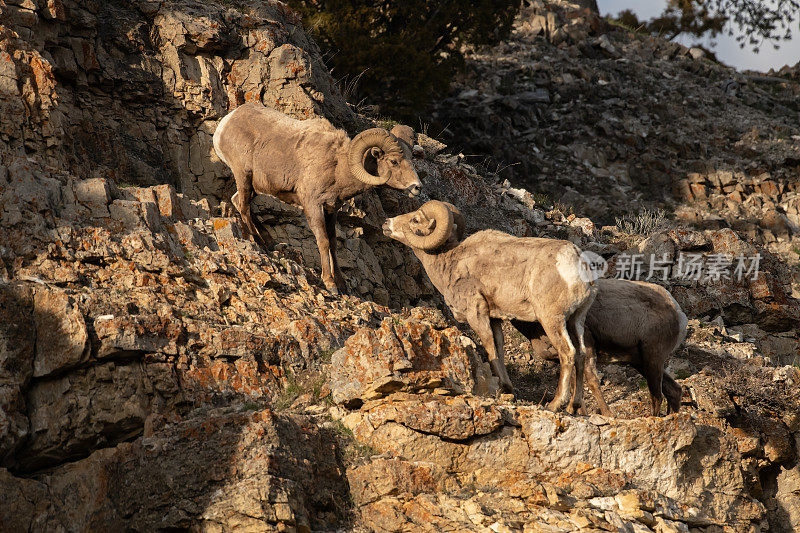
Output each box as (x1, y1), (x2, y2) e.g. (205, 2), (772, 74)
(213, 102), (422, 293)
(382, 201), (596, 411)
(512, 278), (688, 416)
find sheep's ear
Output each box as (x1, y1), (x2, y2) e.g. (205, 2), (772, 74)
(410, 215), (434, 235)
(370, 147), (382, 159)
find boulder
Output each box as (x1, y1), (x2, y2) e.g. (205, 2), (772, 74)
(330, 318), (498, 407)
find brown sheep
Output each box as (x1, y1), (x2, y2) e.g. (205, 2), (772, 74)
(382, 201), (596, 412)
(213, 102), (422, 293)
(512, 278), (688, 416)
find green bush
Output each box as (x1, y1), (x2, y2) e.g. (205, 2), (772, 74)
(286, 0), (522, 118)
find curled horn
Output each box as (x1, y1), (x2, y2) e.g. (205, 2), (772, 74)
(347, 128), (404, 186)
(405, 201), (454, 251)
(441, 202), (466, 241)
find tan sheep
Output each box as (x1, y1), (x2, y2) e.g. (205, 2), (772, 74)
(213, 102), (422, 293)
(382, 201), (596, 412)
(512, 278), (688, 416)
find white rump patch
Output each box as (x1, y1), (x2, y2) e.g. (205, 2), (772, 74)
(556, 246), (584, 293)
(212, 112), (235, 166)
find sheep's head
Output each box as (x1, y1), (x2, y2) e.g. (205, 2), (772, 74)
(348, 128), (422, 197)
(382, 200), (463, 251)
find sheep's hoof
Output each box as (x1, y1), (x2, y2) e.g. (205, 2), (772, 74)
(565, 402), (584, 415)
(333, 281), (349, 295)
(326, 286), (340, 296)
(545, 399), (563, 412)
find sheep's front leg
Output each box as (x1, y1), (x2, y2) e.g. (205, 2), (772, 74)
(643, 357), (665, 416)
(306, 206), (339, 293)
(466, 301), (513, 393)
(324, 211), (346, 292)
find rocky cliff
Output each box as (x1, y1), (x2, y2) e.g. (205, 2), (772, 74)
(0, 0), (351, 199)
(432, 0), (800, 249)
(1, 1), (799, 532)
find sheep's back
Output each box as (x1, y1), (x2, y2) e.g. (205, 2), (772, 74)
(587, 279), (684, 353)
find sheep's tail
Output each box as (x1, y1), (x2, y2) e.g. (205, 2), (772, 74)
(213, 112), (234, 167)
(672, 309), (689, 354)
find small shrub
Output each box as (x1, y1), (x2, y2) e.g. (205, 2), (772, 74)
(274, 375), (304, 411)
(239, 401), (263, 412)
(318, 347), (338, 363)
(378, 117), (401, 130)
(330, 418), (378, 464)
(530, 192), (553, 208)
(552, 201), (574, 217)
(615, 207), (669, 237)
(674, 369), (692, 380)
(418, 120), (430, 138)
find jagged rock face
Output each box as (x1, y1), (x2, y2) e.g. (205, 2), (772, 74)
(330, 317), (499, 407)
(1, 120), (798, 533)
(0, 152), (386, 529)
(431, 0), (800, 234)
(336, 397), (767, 531)
(0, 0), (352, 201)
(0, 152), (394, 470)
(610, 227), (800, 335)
(1, 2), (800, 532)
(1, 408), (351, 532)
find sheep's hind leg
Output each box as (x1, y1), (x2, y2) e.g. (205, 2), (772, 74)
(306, 206), (339, 294)
(490, 318), (514, 393)
(231, 181), (267, 247)
(566, 297), (592, 414)
(583, 335), (613, 417)
(541, 317), (577, 413)
(662, 372), (682, 414)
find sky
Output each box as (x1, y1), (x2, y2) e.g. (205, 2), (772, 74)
(598, 0), (800, 72)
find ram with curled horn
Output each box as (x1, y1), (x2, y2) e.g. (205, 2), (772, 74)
(382, 201), (596, 412)
(213, 102), (422, 293)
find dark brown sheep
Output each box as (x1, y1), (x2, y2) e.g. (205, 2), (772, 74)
(512, 278), (688, 416)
